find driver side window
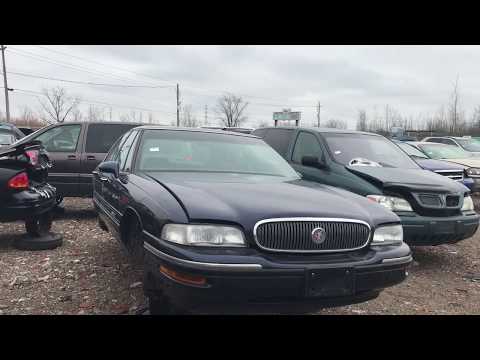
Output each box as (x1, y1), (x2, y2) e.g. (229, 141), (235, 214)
(292, 132), (323, 164)
(35, 125), (81, 153)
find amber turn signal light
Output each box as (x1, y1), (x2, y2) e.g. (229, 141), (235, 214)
(160, 265), (207, 286)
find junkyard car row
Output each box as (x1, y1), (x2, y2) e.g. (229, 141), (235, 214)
(1, 122), (479, 314)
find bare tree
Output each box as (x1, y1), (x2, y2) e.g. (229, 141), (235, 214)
(120, 110), (140, 122)
(180, 105), (199, 127)
(215, 93), (248, 127)
(71, 108), (84, 122)
(325, 119), (347, 129)
(448, 75), (461, 134)
(87, 105), (104, 122)
(38, 86), (80, 123)
(356, 110), (367, 131)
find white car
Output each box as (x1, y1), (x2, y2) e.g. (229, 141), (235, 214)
(422, 136), (480, 156)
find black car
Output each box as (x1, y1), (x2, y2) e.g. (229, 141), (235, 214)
(0, 140), (56, 236)
(14, 121), (141, 202)
(93, 126), (411, 314)
(253, 127), (480, 246)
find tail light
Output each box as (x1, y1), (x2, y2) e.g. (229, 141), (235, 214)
(25, 150), (39, 166)
(8, 172), (30, 190)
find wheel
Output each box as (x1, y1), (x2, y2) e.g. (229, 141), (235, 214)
(25, 212), (53, 237)
(125, 216), (145, 265)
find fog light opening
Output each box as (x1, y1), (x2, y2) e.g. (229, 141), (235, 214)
(160, 265), (207, 286)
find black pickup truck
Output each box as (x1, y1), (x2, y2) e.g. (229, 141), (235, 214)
(13, 122), (141, 203)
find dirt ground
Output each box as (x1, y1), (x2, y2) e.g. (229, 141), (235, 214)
(0, 197), (479, 315)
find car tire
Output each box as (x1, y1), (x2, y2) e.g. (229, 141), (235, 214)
(25, 212), (53, 237)
(13, 232), (63, 251)
(125, 216), (144, 265)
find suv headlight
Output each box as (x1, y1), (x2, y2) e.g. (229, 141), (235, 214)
(367, 195), (413, 212)
(461, 195), (475, 211)
(466, 168), (480, 178)
(371, 224), (404, 246)
(161, 224), (246, 247)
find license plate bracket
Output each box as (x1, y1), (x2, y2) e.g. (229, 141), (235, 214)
(307, 268), (355, 297)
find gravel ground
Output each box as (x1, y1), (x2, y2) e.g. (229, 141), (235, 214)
(0, 197), (479, 315)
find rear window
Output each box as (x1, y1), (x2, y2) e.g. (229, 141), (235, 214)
(85, 124), (138, 153)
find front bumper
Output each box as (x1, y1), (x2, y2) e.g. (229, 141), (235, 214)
(399, 212), (479, 246)
(0, 184), (56, 222)
(143, 232), (412, 314)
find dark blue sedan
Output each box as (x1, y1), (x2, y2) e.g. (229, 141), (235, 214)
(93, 127), (412, 314)
(395, 141), (475, 191)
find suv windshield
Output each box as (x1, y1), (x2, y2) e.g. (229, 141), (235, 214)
(396, 142), (428, 159)
(455, 138), (480, 152)
(323, 133), (420, 169)
(137, 130), (300, 179)
(418, 143), (472, 159)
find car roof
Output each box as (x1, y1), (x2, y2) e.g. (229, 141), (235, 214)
(256, 126), (380, 136)
(135, 125), (259, 138)
(407, 141), (451, 147)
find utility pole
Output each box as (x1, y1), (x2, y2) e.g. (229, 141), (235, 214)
(204, 105), (208, 125)
(176, 83), (180, 127)
(316, 101), (322, 127)
(1, 45), (11, 123)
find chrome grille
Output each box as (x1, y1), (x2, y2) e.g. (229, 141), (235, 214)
(253, 218), (371, 253)
(434, 170), (464, 181)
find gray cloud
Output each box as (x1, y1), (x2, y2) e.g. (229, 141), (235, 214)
(3, 45), (480, 128)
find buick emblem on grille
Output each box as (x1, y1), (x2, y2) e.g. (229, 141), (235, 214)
(311, 227), (327, 245)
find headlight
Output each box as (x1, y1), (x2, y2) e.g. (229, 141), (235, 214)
(367, 195), (413, 212)
(461, 196), (475, 211)
(371, 224), (404, 246)
(161, 224), (246, 247)
(466, 168), (480, 178)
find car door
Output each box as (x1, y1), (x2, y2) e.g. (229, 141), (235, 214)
(289, 131), (330, 183)
(32, 123), (83, 196)
(79, 123), (140, 197)
(100, 130), (140, 226)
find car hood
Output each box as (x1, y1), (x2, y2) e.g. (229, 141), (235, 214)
(414, 158), (466, 171)
(440, 158), (480, 168)
(346, 166), (468, 193)
(144, 172), (399, 229)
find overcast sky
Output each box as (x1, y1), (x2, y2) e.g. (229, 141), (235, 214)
(2, 45), (480, 129)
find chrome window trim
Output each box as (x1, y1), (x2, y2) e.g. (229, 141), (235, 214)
(143, 241), (263, 271)
(253, 217), (372, 254)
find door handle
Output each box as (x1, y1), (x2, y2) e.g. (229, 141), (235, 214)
(67, 155), (76, 160)
(87, 155), (96, 160)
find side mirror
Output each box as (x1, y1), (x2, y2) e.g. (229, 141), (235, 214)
(98, 161), (120, 178)
(301, 155), (327, 169)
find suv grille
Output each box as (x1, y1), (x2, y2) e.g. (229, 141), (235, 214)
(413, 193), (461, 209)
(254, 218), (371, 253)
(434, 170), (464, 181)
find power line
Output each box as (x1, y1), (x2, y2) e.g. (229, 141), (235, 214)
(25, 46), (316, 106)
(34, 45), (175, 85)
(4, 70), (175, 89)
(7, 47), (159, 86)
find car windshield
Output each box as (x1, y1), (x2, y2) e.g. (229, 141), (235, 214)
(396, 142), (428, 159)
(136, 130), (300, 179)
(418, 143), (473, 159)
(455, 138), (480, 152)
(323, 133), (420, 169)
(0, 133), (14, 145)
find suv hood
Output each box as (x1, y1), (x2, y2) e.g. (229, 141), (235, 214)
(346, 166), (469, 194)
(145, 172), (399, 230)
(414, 158), (466, 171)
(440, 158), (480, 168)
